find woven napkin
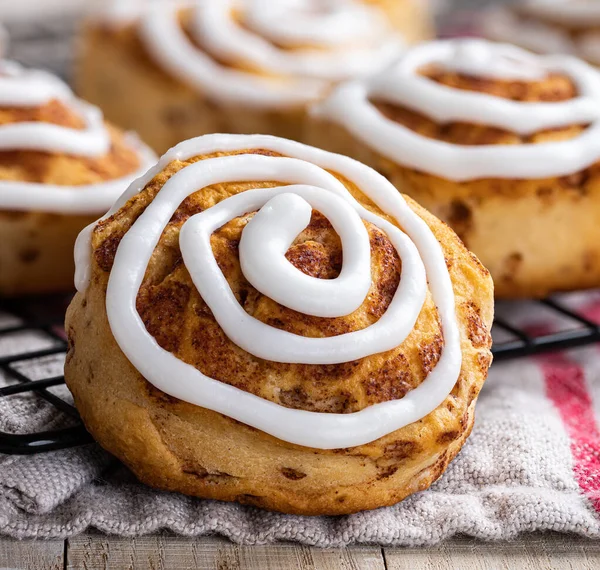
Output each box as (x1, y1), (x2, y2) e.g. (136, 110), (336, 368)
(1, 292), (600, 545)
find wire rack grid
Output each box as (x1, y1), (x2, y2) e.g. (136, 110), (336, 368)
(1, 294), (600, 455)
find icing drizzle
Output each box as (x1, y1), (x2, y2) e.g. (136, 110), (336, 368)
(132, 0), (403, 108)
(0, 61), (109, 156)
(313, 39), (600, 181)
(0, 60), (156, 213)
(74, 134), (462, 450)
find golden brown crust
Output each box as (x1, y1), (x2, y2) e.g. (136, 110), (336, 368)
(308, 71), (600, 298)
(136, 213), (408, 413)
(422, 67), (576, 101)
(64, 147), (494, 515)
(0, 211), (96, 296)
(0, 98), (86, 129)
(0, 96), (142, 296)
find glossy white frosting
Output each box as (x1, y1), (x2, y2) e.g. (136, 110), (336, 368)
(238, 191), (373, 318)
(244, 0), (386, 47)
(74, 134), (462, 449)
(0, 61), (109, 156)
(441, 38), (545, 81)
(134, 0), (403, 108)
(313, 39), (600, 181)
(0, 60), (157, 213)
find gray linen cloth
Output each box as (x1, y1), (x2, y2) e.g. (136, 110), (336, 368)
(1, 296), (600, 545)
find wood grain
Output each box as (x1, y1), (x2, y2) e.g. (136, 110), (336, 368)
(0, 538), (64, 570)
(384, 534), (600, 570)
(1, 533), (599, 569)
(65, 535), (386, 570)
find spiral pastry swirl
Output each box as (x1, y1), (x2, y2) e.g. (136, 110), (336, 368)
(111, 0), (403, 107)
(74, 134), (463, 450)
(313, 38), (600, 181)
(0, 60), (155, 213)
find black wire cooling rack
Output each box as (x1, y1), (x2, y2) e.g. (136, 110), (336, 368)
(0, 295), (93, 455)
(1, 294), (600, 455)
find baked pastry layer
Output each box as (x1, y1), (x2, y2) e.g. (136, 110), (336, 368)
(65, 143), (493, 515)
(0, 211), (94, 296)
(308, 40), (600, 298)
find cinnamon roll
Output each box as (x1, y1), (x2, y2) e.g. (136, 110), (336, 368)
(484, 1), (600, 66)
(308, 38), (600, 298)
(0, 60), (155, 296)
(75, 0), (404, 153)
(64, 133), (493, 515)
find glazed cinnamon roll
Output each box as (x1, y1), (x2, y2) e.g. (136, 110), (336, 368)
(484, 0), (600, 66)
(65, 133), (493, 515)
(75, 0), (404, 152)
(308, 38), (600, 298)
(0, 61), (155, 296)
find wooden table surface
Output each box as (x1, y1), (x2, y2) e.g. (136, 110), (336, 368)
(1, 533), (599, 569)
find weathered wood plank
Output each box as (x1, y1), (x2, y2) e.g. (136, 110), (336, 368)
(66, 534), (386, 570)
(58, 532), (600, 570)
(0, 537), (64, 570)
(384, 534), (600, 570)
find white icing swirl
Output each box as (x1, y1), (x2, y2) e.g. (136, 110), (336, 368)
(313, 39), (600, 181)
(74, 134), (462, 450)
(243, 0), (386, 47)
(441, 38), (545, 81)
(0, 61), (109, 156)
(238, 191), (372, 318)
(0, 60), (157, 213)
(135, 0), (403, 108)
